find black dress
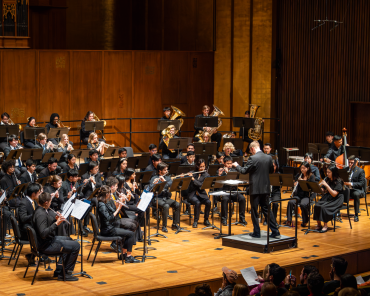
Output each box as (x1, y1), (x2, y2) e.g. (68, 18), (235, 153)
(313, 178), (344, 223)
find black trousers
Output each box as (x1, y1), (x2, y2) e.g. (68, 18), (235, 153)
(350, 189), (363, 215)
(41, 236), (80, 272)
(250, 194), (279, 235)
(155, 198), (180, 227)
(263, 193), (280, 221)
(188, 194), (211, 222)
(221, 194), (246, 221)
(287, 196), (310, 224)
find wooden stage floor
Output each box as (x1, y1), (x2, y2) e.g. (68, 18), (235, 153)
(1, 193), (370, 296)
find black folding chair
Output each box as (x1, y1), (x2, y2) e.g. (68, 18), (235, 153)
(334, 188), (352, 231)
(8, 216), (29, 271)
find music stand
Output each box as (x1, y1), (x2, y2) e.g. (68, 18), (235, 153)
(338, 169), (350, 182)
(193, 142), (217, 155)
(47, 128), (69, 143)
(135, 171), (154, 191)
(41, 152), (63, 163)
(0, 125), (20, 144)
(195, 116), (218, 129)
(222, 138), (244, 151)
(85, 121), (104, 133)
(176, 165), (195, 176)
(99, 158), (119, 173)
(168, 162), (180, 176)
(298, 180), (323, 235)
(78, 163), (89, 177)
(157, 120), (181, 131)
(232, 117), (255, 141)
(308, 143), (321, 161)
(168, 138), (188, 153)
(232, 156), (243, 166)
(208, 164), (223, 176)
(72, 149), (90, 166)
(149, 181), (168, 239)
(103, 146), (121, 158)
(168, 177), (192, 234)
(195, 154), (210, 167)
(36, 177), (50, 187)
(24, 127), (46, 144)
(5, 150), (17, 161)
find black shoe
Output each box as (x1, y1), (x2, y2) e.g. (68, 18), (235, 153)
(239, 219), (247, 225)
(222, 219), (227, 226)
(58, 274), (79, 281)
(83, 226), (93, 234)
(192, 222), (198, 228)
(354, 216), (359, 222)
(162, 226), (168, 233)
(263, 220), (267, 226)
(110, 242), (122, 253)
(204, 220), (211, 226)
(125, 255), (140, 263)
(184, 210), (190, 215)
(25, 254), (36, 265)
(249, 233), (261, 238)
(200, 210), (204, 214)
(171, 224), (180, 231)
(270, 232), (281, 239)
(40, 256), (52, 264)
(81, 230), (88, 237)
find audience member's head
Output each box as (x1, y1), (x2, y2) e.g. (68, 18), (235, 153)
(307, 272), (324, 296)
(300, 265), (318, 285)
(340, 274), (357, 290)
(261, 282), (277, 296)
(194, 283), (212, 296)
(263, 263), (280, 281)
(232, 284), (249, 296)
(222, 266), (238, 286)
(332, 257), (348, 277)
(338, 288), (360, 296)
(269, 266), (286, 286)
(281, 291), (300, 296)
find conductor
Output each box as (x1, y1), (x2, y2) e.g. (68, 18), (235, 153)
(232, 141), (280, 238)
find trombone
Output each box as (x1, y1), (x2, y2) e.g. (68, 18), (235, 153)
(26, 117), (39, 127)
(56, 116), (70, 129)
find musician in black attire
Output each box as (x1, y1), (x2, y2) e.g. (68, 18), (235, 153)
(214, 151), (225, 165)
(232, 141), (280, 238)
(33, 192), (80, 281)
(147, 144), (158, 166)
(63, 154), (79, 173)
(113, 158), (127, 176)
(343, 156), (366, 222)
(262, 159), (281, 225)
(194, 105), (222, 150)
(23, 117), (38, 148)
(325, 131), (334, 148)
(180, 143), (195, 164)
(34, 133), (55, 172)
(80, 111), (105, 145)
(0, 112), (11, 151)
(313, 164), (344, 233)
(96, 186), (139, 263)
(3, 134), (27, 177)
(148, 162), (180, 232)
(38, 157), (58, 179)
(285, 162), (316, 227)
(43, 175), (64, 211)
(60, 169), (79, 203)
(18, 183), (42, 264)
(218, 156), (247, 225)
(182, 151), (195, 166)
(45, 113), (62, 145)
(159, 124), (180, 159)
(323, 135), (345, 162)
(19, 159), (37, 184)
(0, 160), (20, 205)
(223, 142), (238, 157)
(304, 153), (320, 182)
(145, 153), (162, 177)
(161, 107), (171, 119)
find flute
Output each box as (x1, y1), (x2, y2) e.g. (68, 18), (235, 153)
(173, 170), (207, 179)
(49, 208), (71, 224)
(114, 199), (129, 209)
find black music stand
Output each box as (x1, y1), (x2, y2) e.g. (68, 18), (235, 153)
(168, 162), (180, 176)
(168, 138), (188, 153)
(195, 154), (210, 167)
(72, 149), (90, 166)
(176, 165), (195, 176)
(47, 127), (69, 143)
(59, 173), (67, 181)
(127, 155), (151, 170)
(195, 116), (218, 129)
(194, 142), (217, 155)
(17, 149), (43, 163)
(135, 171), (153, 190)
(298, 180), (323, 235)
(0, 125), (20, 144)
(200, 176), (225, 233)
(208, 164), (223, 176)
(41, 152), (63, 164)
(78, 163), (89, 177)
(232, 117), (254, 141)
(232, 156), (243, 166)
(149, 181), (168, 239)
(169, 177), (192, 234)
(157, 120), (181, 131)
(35, 176), (49, 186)
(223, 138), (244, 151)
(24, 127), (46, 144)
(103, 146), (121, 158)
(85, 121), (104, 133)
(99, 158), (119, 173)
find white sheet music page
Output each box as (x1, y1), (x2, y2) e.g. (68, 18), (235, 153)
(137, 191), (154, 212)
(71, 199), (91, 220)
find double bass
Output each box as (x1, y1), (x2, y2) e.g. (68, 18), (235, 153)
(334, 128), (349, 169)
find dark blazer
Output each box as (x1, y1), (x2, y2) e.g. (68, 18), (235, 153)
(81, 172), (103, 199)
(34, 142), (54, 158)
(148, 174), (172, 198)
(324, 145), (345, 162)
(159, 135), (179, 158)
(187, 172), (209, 199)
(145, 163), (156, 177)
(18, 197), (38, 239)
(350, 166), (366, 193)
(3, 144), (23, 160)
(32, 206), (58, 250)
(43, 185), (65, 211)
(60, 179), (78, 201)
(0, 173), (18, 197)
(97, 201), (116, 236)
(181, 160), (194, 166)
(235, 150), (273, 195)
(57, 144), (72, 163)
(19, 171), (37, 184)
(38, 167), (56, 179)
(180, 155), (187, 164)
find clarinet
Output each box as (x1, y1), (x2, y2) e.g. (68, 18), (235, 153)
(290, 173), (303, 198)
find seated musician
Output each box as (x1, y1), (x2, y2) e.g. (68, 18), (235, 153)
(57, 134), (74, 172)
(186, 159), (211, 228)
(38, 157), (58, 179)
(182, 151), (195, 166)
(113, 158), (128, 176)
(263, 143), (274, 156)
(214, 151), (225, 165)
(33, 192), (80, 281)
(159, 124), (180, 159)
(43, 175), (64, 212)
(86, 149), (100, 164)
(0, 112), (11, 151)
(218, 156), (247, 225)
(325, 131), (334, 148)
(80, 111), (105, 145)
(194, 105), (222, 150)
(96, 186), (139, 263)
(87, 132), (104, 158)
(202, 132), (212, 143)
(161, 107), (171, 119)
(304, 152), (320, 182)
(323, 135), (345, 163)
(45, 113), (63, 145)
(18, 183), (42, 265)
(19, 159), (37, 184)
(60, 169), (78, 203)
(223, 142), (238, 157)
(63, 154), (79, 173)
(180, 143), (194, 164)
(145, 153), (162, 176)
(3, 134), (26, 177)
(147, 144), (158, 166)
(0, 160), (21, 205)
(35, 133), (56, 172)
(23, 117), (38, 148)
(313, 164), (344, 233)
(344, 156), (366, 222)
(285, 162), (316, 227)
(148, 162), (180, 232)
(119, 147), (127, 159)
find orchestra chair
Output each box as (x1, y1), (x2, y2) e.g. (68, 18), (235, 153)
(24, 226), (65, 285)
(123, 147), (134, 158)
(333, 187), (352, 231)
(8, 216), (29, 271)
(87, 213), (124, 266)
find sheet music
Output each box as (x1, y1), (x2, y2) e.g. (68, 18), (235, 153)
(137, 191), (154, 212)
(240, 266), (260, 286)
(0, 191), (6, 204)
(71, 200), (91, 220)
(62, 203), (75, 220)
(356, 275), (365, 285)
(60, 193), (77, 216)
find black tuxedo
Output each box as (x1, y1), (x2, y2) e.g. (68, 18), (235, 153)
(19, 171), (37, 184)
(236, 150), (278, 235)
(81, 172), (103, 199)
(18, 197), (38, 240)
(349, 166), (366, 215)
(187, 172), (211, 222)
(324, 145), (345, 162)
(38, 167), (57, 179)
(180, 155), (187, 164)
(43, 185), (65, 211)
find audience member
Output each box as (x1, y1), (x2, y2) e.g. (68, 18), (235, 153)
(215, 267), (238, 296)
(340, 274), (358, 290)
(290, 265), (318, 296)
(338, 288), (360, 296)
(261, 282), (277, 296)
(194, 283), (213, 296)
(233, 284), (250, 296)
(323, 257), (348, 294)
(282, 291), (300, 296)
(250, 263), (281, 295)
(307, 273), (325, 296)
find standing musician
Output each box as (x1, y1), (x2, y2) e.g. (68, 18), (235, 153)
(218, 156), (247, 226)
(63, 154), (79, 173)
(0, 112), (11, 151)
(159, 124), (180, 159)
(113, 158), (128, 176)
(149, 162), (181, 232)
(304, 153), (320, 182)
(38, 157), (58, 179)
(182, 151), (196, 166)
(3, 134), (26, 177)
(145, 153), (162, 176)
(232, 141), (280, 238)
(80, 111), (105, 145)
(23, 117), (39, 148)
(18, 183), (42, 265)
(194, 105), (222, 150)
(186, 159), (211, 228)
(180, 143), (194, 164)
(32, 192), (80, 281)
(19, 159), (37, 184)
(161, 107), (171, 119)
(57, 134), (74, 172)
(96, 186), (139, 263)
(285, 162), (316, 227)
(313, 164), (344, 233)
(323, 135), (345, 163)
(344, 155), (366, 222)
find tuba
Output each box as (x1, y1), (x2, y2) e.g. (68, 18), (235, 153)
(248, 104), (263, 141)
(195, 105), (224, 141)
(169, 106), (186, 129)
(92, 113), (107, 140)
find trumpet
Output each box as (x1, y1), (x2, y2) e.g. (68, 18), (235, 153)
(103, 143), (115, 149)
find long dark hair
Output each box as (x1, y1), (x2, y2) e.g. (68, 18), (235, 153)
(116, 175), (126, 191)
(84, 111), (94, 121)
(96, 185), (111, 203)
(195, 159), (205, 172)
(27, 117), (36, 126)
(300, 161), (312, 178)
(115, 158), (127, 173)
(124, 168), (135, 181)
(327, 164), (342, 183)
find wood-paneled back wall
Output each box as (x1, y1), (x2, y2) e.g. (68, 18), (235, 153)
(276, 0), (370, 161)
(0, 50), (214, 151)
